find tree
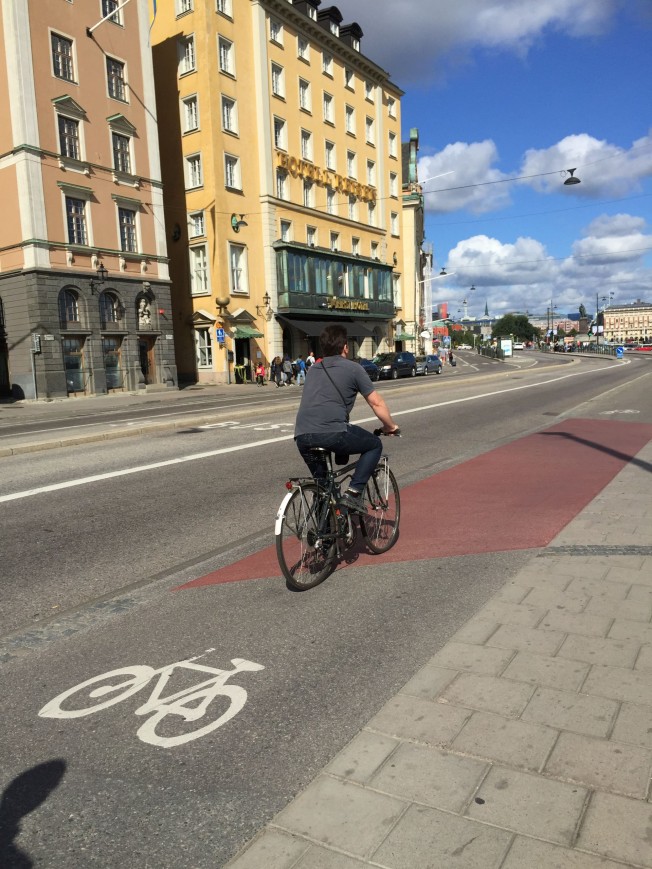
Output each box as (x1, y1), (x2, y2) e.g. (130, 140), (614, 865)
(491, 314), (539, 342)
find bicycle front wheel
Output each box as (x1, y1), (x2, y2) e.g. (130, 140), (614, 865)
(276, 484), (337, 590)
(361, 464), (400, 553)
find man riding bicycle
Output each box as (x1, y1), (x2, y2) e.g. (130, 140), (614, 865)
(294, 324), (400, 512)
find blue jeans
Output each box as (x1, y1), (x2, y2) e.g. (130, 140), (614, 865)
(295, 425), (382, 493)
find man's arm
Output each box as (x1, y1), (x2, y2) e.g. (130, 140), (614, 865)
(364, 390), (400, 433)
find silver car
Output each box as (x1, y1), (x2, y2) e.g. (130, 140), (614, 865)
(415, 354), (443, 375)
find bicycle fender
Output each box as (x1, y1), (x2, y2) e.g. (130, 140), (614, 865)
(275, 489), (296, 535)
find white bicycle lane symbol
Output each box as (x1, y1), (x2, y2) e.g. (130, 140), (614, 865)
(38, 653), (265, 748)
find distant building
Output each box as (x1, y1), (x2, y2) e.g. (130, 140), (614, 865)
(0, 0), (175, 399)
(602, 300), (652, 343)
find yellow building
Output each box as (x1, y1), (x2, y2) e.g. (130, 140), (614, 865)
(0, 0), (175, 399)
(152, 0), (405, 384)
(602, 301), (652, 344)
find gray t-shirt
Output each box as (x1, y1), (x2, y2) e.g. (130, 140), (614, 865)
(294, 356), (375, 435)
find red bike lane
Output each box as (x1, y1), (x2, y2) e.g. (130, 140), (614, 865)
(177, 418), (652, 590)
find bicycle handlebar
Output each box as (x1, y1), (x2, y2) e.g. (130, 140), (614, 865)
(374, 427), (402, 437)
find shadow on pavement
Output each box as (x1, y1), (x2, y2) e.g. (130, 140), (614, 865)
(0, 759), (67, 869)
(541, 429), (652, 475)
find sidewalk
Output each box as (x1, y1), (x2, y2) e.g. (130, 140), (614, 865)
(227, 440), (652, 869)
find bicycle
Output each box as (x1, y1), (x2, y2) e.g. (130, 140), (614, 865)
(38, 653), (265, 748)
(275, 429), (401, 590)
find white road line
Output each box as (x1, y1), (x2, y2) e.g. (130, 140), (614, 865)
(0, 361), (637, 504)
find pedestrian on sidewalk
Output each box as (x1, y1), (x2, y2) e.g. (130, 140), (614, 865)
(255, 362), (266, 386)
(282, 354), (294, 385)
(294, 355), (307, 385)
(271, 356), (284, 387)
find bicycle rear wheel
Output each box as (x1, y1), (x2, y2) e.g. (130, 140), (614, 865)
(360, 463), (400, 553)
(276, 484), (337, 589)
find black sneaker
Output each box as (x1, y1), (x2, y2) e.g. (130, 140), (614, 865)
(338, 489), (365, 513)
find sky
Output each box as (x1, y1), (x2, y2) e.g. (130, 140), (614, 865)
(349, 0), (652, 321)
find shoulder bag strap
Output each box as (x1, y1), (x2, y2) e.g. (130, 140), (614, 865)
(317, 360), (350, 423)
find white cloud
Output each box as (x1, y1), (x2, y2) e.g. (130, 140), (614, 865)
(436, 214), (652, 315)
(349, 0), (616, 85)
(519, 131), (652, 197)
(418, 141), (512, 214)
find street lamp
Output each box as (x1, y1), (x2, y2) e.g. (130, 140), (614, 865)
(89, 262), (109, 294)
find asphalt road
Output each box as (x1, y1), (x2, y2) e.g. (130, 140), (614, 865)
(1, 351), (651, 868)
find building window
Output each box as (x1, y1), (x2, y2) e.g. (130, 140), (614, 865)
(118, 207), (137, 252)
(299, 78), (311, 111)
(371, 240), (379, 259)
(59, 288), (80, 324)
(51, 34), (75, 81)
(325, 140), (335, 170)
(276, 169), (287, 200)
(345, 105), (355, 135)
(229, 243), (248, 294)
(177, 0), (193, 14)
(182, 95), (199, 132)
(388, 131), (397, 157)
(218, 36), (234, 75)
(390, 211), (399, 236)
(303, 180), (313, 207)
(297, 36), (309, 61)
(352, 236), (359, 255)
(186, 153), (203, 188)
(366, 160), (376, 187)
(323, 92), (333, 123)
(307, 226), (317, 246)
(58, 116), (80, 159)
(65, 197), (87, 245)
(348, 195), (357, 221)
(273, 116), (287, 150)
(224, 153), (241, 189)
(106, 57), (127, 100)
(179, 36), (196, 75)
(307, 4), (316, 20)
(271, 62), (284, 97)
(300, 129), (312, 160)
(393, 274), (401, 309)
(216, 0), (232, 16)
(352, 37), (360, 51)
(112, 133), (131, 173)
(365, 80), (373, 101)
(326, 186), (336, 215)
(368, 202), (376, 228)
(102, 0), (122, 24)
(346, 150), (356, 178)
(100, 291), (122, 326)
(190, 245), (209, 295)
(189, 210), (205, 237)
(330, 232), (339, 252)
(389, 172), (398, 197)
(102, 336), (123, 389)
(280, 220), (291, 241)
(365, 116), (375, 144)
(388, 96), (396, 118)
(330, 20), (339, 36)
(269, 18), (283, 44)
(322, 51), (333, 75)
(344, 67), (354, 89)
(221, 95), (237, 133)
(196, 328), (212, 368)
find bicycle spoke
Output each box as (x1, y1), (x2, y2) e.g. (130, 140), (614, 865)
(276, 484), (336, 589)
(361, 464), (400, 554)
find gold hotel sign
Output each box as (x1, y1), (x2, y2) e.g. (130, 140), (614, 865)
(276, 151), (376, 203)
(327, 297), (370, 312)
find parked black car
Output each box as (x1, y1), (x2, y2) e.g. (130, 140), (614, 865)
(356, 357), (379, 381)
(415, 354), (443, 375)
(373, 351), (417, 380)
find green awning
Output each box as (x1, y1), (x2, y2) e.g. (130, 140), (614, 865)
(233, 325), (264, 339)
(395, 332), (415, 341)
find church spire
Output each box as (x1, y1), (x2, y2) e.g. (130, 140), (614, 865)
(484, 300), (489, 317)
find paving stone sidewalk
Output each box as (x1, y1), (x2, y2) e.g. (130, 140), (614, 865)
(227, 441), (652, 869)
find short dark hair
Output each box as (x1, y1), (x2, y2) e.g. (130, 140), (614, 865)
(320, 324), (348, 356)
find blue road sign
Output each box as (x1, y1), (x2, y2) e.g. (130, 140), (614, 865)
(616, 346), (624, 358)
(216, 327), (225, 343)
